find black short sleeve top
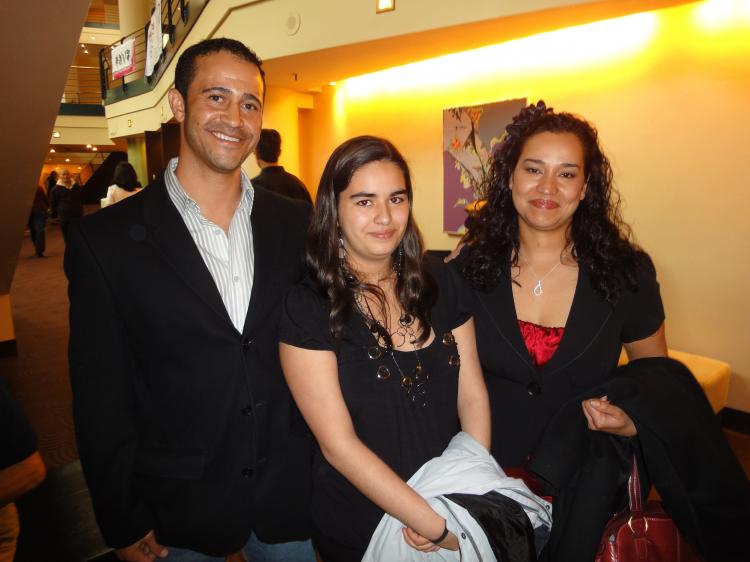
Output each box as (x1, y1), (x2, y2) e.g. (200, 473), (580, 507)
(279, 258), (471, 553)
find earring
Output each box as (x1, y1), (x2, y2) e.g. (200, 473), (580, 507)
(393, 243), (404, 278)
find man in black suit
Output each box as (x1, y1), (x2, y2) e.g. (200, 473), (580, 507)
(65, 38), (313, 562)
(251, 129), (312, 203)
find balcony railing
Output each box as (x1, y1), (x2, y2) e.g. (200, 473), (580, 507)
(99, 0), (209, 105)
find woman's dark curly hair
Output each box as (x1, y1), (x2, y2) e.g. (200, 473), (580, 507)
(307, 135), (436, 341)
(458, 100), (642, 303)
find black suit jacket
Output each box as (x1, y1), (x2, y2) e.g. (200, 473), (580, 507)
(529, 358), (750, 562)
(65, 175), (313, 555)
(251, 165), (312, 204)
(457, 254), (664, 466)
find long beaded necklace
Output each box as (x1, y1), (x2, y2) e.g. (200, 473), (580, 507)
(354, 291), (430, 407)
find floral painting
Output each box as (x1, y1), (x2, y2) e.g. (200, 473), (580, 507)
(443, 98), (526, 233)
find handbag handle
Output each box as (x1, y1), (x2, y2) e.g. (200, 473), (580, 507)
(626, 452), (648, 537)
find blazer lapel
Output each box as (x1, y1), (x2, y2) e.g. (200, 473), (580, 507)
(541, 268), (615, 377)
(142, 177), (233, 328)
(241, 189), (278, 335)
(476, 275), (536, 375)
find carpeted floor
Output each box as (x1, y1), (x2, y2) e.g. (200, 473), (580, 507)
(2, 211), (749, 562)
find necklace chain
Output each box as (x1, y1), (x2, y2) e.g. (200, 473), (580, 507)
(521, 255), (563, 297)
(354, 291), (429, 407)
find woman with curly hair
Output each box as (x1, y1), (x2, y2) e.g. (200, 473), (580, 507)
(279, 136), (492, 561)
(455, 101), (667, 474)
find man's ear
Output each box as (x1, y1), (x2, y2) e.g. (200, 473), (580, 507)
(168, 88), (186, 123)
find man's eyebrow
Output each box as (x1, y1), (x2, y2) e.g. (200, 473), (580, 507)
(200, 87), (262, 105)
(522, 158), (580, 169)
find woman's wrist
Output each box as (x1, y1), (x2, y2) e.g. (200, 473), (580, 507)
(427, 519), (449, 544)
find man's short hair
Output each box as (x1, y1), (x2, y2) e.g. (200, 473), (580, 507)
(174, 37), (265, 100)
(256, 129), (282, 163)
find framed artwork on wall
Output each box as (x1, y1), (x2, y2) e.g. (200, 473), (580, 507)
(442, 98), (526, 233)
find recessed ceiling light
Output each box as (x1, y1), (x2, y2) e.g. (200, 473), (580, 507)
(49, 148), (55, 153)
(84, 50), (89, 54)
(52, 131), (61, 138)
(92, 147), (98, 151)
(65, 158), (70, 162)
(376, 0), (395, 13)
(91, 36), (96, 41)
(86, 144), (92, 148)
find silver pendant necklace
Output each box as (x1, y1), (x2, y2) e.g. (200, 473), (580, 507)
(522, 256), (562, 297)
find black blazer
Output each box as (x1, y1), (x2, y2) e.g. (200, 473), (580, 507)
(530, 357), (750, 562)
(65, 175), (312, 555)
(459, 256), (664, 466)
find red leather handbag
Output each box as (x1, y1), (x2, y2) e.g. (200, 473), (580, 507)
(595, 455), (702, 562)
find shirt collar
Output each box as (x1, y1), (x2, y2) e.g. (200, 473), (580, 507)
(164, 157), (255, 218)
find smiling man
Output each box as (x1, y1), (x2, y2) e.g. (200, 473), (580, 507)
(65, 39), (314, 562)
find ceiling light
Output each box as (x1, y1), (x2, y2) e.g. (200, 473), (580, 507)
(92, 147), (98, 151)
(376, 0), (395, 13)
(52, 131), (61, 138)
(84, 50), (89, 54)
(81, 44), (85, 48)
(329, 81), (337, 86)
(77, 166), (82, 170)
(65, 158), (70, 162)
(49, 148), (55, 153)
(86, 144), (92, 148)
(91, 36), (96, 41)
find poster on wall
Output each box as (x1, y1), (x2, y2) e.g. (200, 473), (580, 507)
(442, 98), (526, 234)
(145, 0), (163, 77)
(111, 38), (136, 79)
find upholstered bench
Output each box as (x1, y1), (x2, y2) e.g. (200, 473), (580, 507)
(618, 349), (731, 413)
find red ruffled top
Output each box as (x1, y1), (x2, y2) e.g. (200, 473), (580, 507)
(518, 319), (564, 368)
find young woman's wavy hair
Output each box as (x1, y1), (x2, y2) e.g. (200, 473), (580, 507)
(307, 135), (436, 341)
(459, 100), (642, 303)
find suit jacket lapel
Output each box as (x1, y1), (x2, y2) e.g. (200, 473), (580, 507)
(541, 268), (615, 377)
(476, 275), (536, 374)
(241, 189), (277, 335)
(142, 177), (234, 329)
(477, 269), (616, 379)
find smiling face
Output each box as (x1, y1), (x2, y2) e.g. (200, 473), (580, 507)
(510, 131), (587, 235)
(337, 160), (410, 275)
(169, 50), (264, 175)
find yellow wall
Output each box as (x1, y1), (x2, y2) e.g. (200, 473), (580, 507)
(286, 1), (750, 411)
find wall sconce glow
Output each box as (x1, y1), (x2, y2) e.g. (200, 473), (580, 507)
(344, 12), (657, 98)
(694, 0), (750, 28)
(49, 148), (55, 153)
(86, 144), (92, 148)
(92, 147), (98, 151)
(376, 0), (395, 14)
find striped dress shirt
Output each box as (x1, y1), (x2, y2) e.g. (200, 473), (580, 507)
(164, 157), (254, 332)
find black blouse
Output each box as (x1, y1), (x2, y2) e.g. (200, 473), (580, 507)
(279, 259), (470, 558)
(457, 253), (665, 467)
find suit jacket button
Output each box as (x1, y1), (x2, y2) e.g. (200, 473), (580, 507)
(241, 404), (252, 416)
(241, 467), (254, 478)
(242, 339), (253, 350)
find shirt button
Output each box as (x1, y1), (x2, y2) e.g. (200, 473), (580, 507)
(233, 275), (239, 282)
(214, 229), (221, 235)
(241, 467), (254, 478)
(242, 339), (253, 349)
(461, 533), (466, 539)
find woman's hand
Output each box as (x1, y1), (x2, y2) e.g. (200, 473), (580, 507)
(581, 396), (637, 437)
(402, 527), (459, 552)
